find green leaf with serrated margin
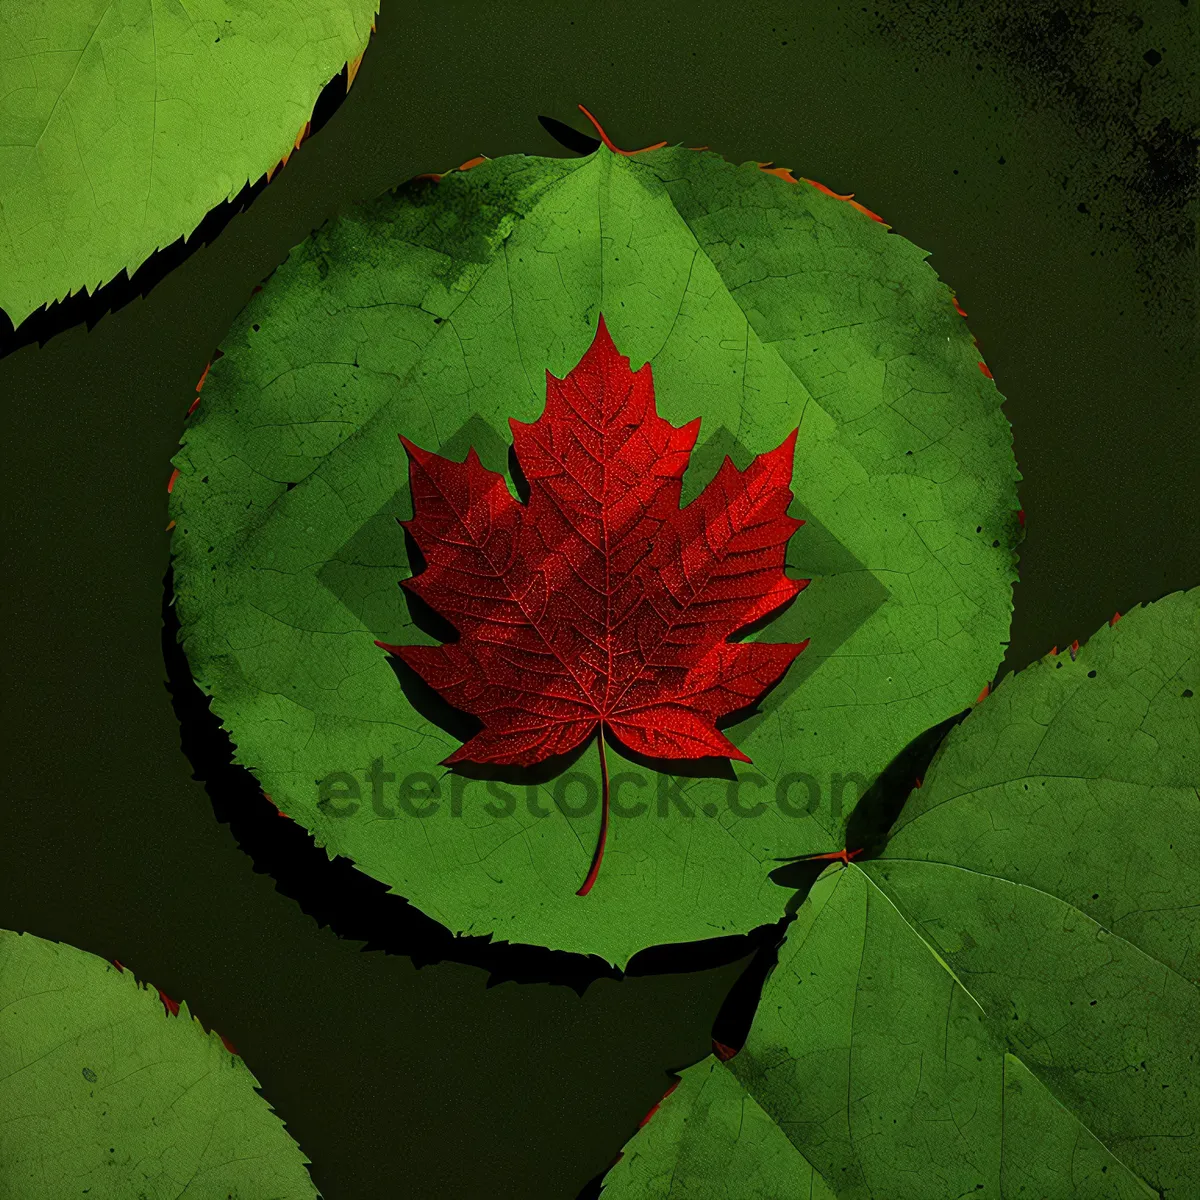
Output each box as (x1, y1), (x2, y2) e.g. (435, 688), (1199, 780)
(0, 0), (378, 328)
(170, 133), (1021, 965)
(0, 928), (319, 1199)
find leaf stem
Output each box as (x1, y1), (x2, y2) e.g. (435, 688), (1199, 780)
(576, 724), (610, 896)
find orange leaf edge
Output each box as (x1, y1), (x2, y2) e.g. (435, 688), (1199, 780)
(265, 23), (377, 184)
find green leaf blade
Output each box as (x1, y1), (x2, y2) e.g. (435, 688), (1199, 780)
(607, 591), (1198, 1196)
(171, 143), (1021, 964)
(0, 928), (319, 1199)
(600, 1057), (838, 1200)
(1, 0), (379, 328)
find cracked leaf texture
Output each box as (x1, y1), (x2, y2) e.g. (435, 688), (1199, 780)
(603, 590), (1199, 1198)
(0, 0), (378, 327)
(171, 141), (1021, 964)
(0, 929), (318, 1200)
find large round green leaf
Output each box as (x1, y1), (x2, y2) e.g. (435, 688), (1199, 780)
(0, 0), (378, 328)
(602, 590), (1199, 1198)
(0, 929), (319, 1199)
(170, 141), (1021, 965)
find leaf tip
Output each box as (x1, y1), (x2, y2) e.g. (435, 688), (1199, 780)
(575, 104), (667, 156)
(398, 434), (431, 464)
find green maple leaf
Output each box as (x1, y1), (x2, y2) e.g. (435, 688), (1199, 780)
(0, 0), (378, 329)
(170, 126), (1021, 966)
(0, 928), (319, 1199)
(602, 589), (1199, 1198)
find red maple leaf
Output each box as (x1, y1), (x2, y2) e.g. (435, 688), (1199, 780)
(377, 315), (809, 894)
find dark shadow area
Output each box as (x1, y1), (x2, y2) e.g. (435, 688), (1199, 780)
(625, 927), (767, 981)
(0, 63), (352, 360)
(727, 585), (803, 644)
(398, 528), (459, 645)
(606, 739), (738, 783)
(164, 565), (769, 992)
(576, 1172), (606, 1200)
(538, 114), (602, 157)
(306, 62), (353, 139)
(573, 902), (809, 1200)
(706, 905), (799, 1055)
(434, 734), (592, 789)
(765, 705), (972, 900)
(387, 655), (482, 749)
(842, 706), (971, 859)
(507, 442), (532, 504)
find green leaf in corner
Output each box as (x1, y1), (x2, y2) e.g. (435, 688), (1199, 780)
(0, 929), (319, 1199)
(601, 1056), (839, 1200)
(0, 0), (379, 329)
(170, 131), (1021, 966)
(603, 589), (1199, 1198)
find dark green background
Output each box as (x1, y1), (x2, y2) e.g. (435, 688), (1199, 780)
(2, 2), (1195, 1196)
